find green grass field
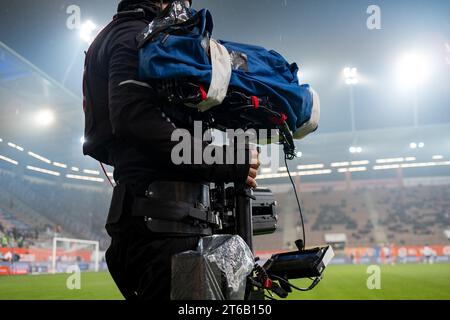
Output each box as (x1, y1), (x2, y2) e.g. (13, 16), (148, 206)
(0, 264), (449, 300)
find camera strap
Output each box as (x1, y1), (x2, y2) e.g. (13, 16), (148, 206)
(145, 218), (212, 236)
(132, 194), (220, 226)
(108, 182), (217, 234)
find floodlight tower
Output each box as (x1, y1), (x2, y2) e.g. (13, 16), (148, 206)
(343, 67), (361, 158)
(396, 52), (432, 128)
(343, 67), (359, 133)
(62, 20), (98, 85)
(79, 20), (97, 44)
(35, 109), (55, 127)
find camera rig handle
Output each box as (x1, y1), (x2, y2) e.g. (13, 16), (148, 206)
(234, 185), (256, 252)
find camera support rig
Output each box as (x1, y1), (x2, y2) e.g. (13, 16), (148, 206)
(158, 80), (334, 300)
(209, 181), (334, 300)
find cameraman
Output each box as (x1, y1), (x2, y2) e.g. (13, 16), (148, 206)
(83, 0), (260, 300)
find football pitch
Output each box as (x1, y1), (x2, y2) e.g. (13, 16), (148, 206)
(0, 264), (449, 300)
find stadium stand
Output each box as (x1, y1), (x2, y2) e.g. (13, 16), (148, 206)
(0, 170), (112, 249)
(1, 163), (449, 253)
(254, 180), (450, 251)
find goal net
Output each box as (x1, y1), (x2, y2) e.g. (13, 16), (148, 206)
(51, 237), (100, 274)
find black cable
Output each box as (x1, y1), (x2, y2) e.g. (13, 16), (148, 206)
(284, 156), (306, 250)
(99, 162), (115, 188)
(270, 274), (322, 292)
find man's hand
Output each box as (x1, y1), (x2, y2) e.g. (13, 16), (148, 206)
(246, 149), (260, 188)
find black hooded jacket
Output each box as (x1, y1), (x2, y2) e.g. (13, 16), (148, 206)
(82, 0), (250, 195)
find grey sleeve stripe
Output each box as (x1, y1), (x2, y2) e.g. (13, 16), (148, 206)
(118, 80), (152, 88)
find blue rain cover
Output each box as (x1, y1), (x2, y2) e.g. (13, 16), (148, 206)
(138, 9), (314, 133)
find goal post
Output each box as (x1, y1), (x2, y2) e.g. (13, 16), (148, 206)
(51, 237), (100, 274)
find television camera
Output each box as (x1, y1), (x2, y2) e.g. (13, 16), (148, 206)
(138, 0), (333, 300)
(156, 80), (333, 300)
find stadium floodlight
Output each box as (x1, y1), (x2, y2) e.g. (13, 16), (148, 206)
(297, 164), (325, 170)
(66, 174), (104, 183)
(373, 164), (401, 170)
(0, 155), (19, 166)
(343, 67), (359, 133)
(296, 151), (303, 158)
(343, 67), (359, 86)
(396, 51), (433, 127)
(28, 151), (51, 164)
(83, 169), (100, 175)
(53, 162), (68, 169)
(297, 169), (332, 176)
(396, 52), (432, 89)
(410, 142), (424, 149)
(338, 167), (367, 173)
(331, 162), (350, 168)
(35, 109), (55, 127)
(377, 157), (405, 164)
(26, 165), (60, 177)
(7, 142), (24, 152)
(349, 146), (362, 154)
(351, 160), (370, 166)
(80, 20), (97, 44)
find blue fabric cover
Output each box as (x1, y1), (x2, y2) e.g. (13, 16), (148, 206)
(139, 9), (314, 132)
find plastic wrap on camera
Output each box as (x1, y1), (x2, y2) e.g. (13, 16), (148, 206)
(171, 235), (254, 300)
(138, 0), (193, 44)
(230, 51), (249, 72)
(199, 235), (255, 299)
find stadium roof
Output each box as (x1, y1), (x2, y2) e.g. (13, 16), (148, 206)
(296, 123), (450, 165)
(0, 41), (449, 180)
(0, 41), (84, 161)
